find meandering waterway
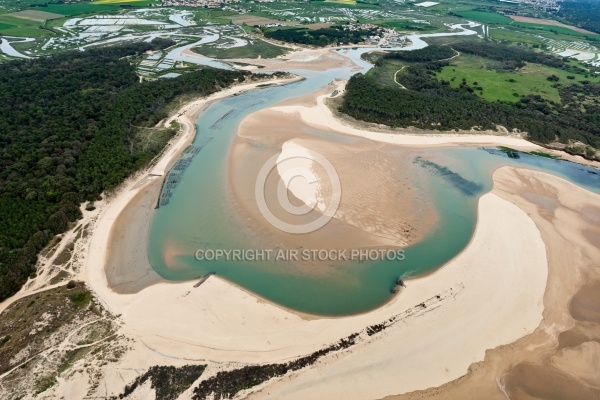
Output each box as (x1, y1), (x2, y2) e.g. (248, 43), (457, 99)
(147, 27), (600, 315)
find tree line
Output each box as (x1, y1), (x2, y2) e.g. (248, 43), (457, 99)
(0, 42), (251, 301)
(377, 45), (456, 64)
(340, 44), (600, 155)
(450, 41), (575, 71)
(555, 0), (600, 34)
(264, 26), (374, 47)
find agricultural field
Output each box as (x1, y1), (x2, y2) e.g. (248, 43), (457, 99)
(6, 10), (64, 21)
(436, 53), (600, 103)
(0, 0), (48, 14)
(0, 0), (599, 78)
(192, 8), (239, 25)
(231, 14), (296, 27)
(29, 4), (123, 16)
(0, 14), (55, 37)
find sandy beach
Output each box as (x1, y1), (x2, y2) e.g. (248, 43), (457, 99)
(92, 169), (549, 397)
(99, 75), (304, 295)
(4, 47), (599, 399)
(384, 167), (600, 399)
(81, 72), (598, 398)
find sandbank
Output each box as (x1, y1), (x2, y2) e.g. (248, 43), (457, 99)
(382, 167), (600, 399)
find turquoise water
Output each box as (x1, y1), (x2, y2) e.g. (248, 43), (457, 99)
(148, 68), (600, 316)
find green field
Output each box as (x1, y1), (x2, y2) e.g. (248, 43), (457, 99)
(39, 4), (122, 16)
(324, 0), (357, 4)
(437, 54), (600, 103)
(453, 10), (513, 25)
(512, 21), (599, 37)
(7, 10), (64, 21)
(366, 58), (405, 87)
(488, 27), (545, 45)
(488, 25), (600, 47)
(0, 15), (52, 37)
(194, 9), (238, 25)
(379, 20), (440, 32)
(0, 0), (137, 37)
(92, 0), (156, 4)
(192, 39), (290, 59)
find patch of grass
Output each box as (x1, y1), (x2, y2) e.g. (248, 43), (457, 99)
(39, 4), (121, 16)
(192, 38), (290, 59)
(0, 281), (101, 382)
(69, 291), (92, 308)
(436, 54), (600, 104)
(40, 236), (61, 258)
(379, 20), (439, 32)
(325, 0), (357, 4)
(7, 10), (63, 21)
(194, 9), (238, 25)
(49, 270), (70, 285)
(52, 247), (72, 266)
(35, 374), (56, 394)
(132, 125), (177, 153)
(490, 24), (599, 46)
(0, 22), (14, 30)
(0, 14), (52, 37)
(454, 10), (512, 25)
(512, 21), (598, 38)
(488, 27), (545, 45)
(0, 26), (50, 37)
(366, 58), (405, 87)
(57, 347), (91, 374)
(92, 0), (156, 4)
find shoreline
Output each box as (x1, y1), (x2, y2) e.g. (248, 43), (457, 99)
(83, 80), (553, 370)
(97, 168), (549, 390)
(382, 167), (600, 399)
(3, 51), (599, 398)
(100, 75), (305, 295)
(1, 28), (598, 400)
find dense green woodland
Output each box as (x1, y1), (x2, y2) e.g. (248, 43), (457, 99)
(0, 44), (250, 301)
(449, 42), (571, 71)
(341, 44), (600, 156)
(379, 45), (456, 63)
(264, 26), (374, 47)
(556, 0), (600, 34)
